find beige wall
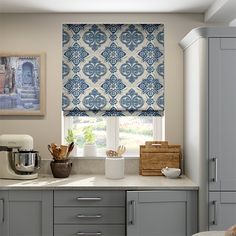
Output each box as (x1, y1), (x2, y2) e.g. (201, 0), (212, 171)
(0, 13), (209, 159)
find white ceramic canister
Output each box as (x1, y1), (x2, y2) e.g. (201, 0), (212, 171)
(105, 157), (124, 179)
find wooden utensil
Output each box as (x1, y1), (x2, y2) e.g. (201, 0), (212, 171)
(117, 145), (126, 157)
(47, 144), (53, 155)
(106, 150), (118, 157)
(53, 147), (61, 160)
(51, 143), (57, 150)
(60, 145), (68, 159)
(66, 142), (74, 158)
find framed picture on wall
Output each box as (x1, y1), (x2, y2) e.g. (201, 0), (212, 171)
(0, 53), (45, 115)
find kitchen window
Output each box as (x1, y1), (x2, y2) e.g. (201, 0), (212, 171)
(62, 24), (165, 157)
(64, 116), (164, 157)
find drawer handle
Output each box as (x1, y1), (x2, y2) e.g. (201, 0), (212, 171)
(128, 200), (136, 225)
(76, 197), (102, 201)
(77, 214), (102, 219)
(212, 200), (218, 225)
(211, 158), (218, 182)
(77, 232), (102, 236)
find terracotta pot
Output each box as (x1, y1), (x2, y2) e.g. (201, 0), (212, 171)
(50, 159), (72, 178)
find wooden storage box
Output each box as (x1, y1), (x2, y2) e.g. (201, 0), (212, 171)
(140, 141), (182, 176)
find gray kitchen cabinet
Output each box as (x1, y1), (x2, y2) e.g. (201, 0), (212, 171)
(7, 190), (53, 236)
(209, 37), (236, 192)
(180, 27), (236, 231)
(209, 192), (236, 231)
(127, 190), (198, 236)
(0, 191), (8, 236)
(54, 190), (126, 236)
(54, 225), (125, 236)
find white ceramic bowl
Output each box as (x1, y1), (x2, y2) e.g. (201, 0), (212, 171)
(161, 167), (181, 178)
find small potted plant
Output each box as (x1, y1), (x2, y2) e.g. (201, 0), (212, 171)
(65, 129), (78, 157)
(83, 126), (97, 157)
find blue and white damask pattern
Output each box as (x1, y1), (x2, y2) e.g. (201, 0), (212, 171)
(101, 75), (126, 98)
(120, 57), (144, 83)
(121, 89), (144, 111)
(63, 24), (164, 116)
(138, 43), (163, 66)
(83, 25), (107, 51)
(64, 42), (89, 66)
(120, 25), (144, 51)
(83, 89), (107, 111)
(83, 57), (107, 83)
(101, 43), (126, 66)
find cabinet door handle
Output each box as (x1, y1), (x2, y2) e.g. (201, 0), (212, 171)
(0, 199), (4, 223)
(76, 197), (102, 201)
(128, 200), (136, 225)
(77, 214), (102, 219)
(211, 158), (218, 182)
(212, 200), (218, 225)
(77, 232), (102, 236)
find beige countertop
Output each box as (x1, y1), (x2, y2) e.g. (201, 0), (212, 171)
(0, 174), (198, 190)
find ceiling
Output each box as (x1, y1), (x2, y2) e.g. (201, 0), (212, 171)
(0, 0), (235, 23)
(0, 0), (216, 13)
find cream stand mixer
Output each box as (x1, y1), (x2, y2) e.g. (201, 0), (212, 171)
(0, 134), (40, 179)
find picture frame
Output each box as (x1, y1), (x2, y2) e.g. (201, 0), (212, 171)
(0, 53), (45, 115)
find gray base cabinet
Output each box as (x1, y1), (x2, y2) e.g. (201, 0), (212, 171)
(127, 190), (198, 236)
(54, 190), (126, 236)
(0, 191), (8, 236)
(0, 190), (53, 236)
(1, 189), (198, 236)
(54, 225), (125, 236)
(209, 192), (236, 231)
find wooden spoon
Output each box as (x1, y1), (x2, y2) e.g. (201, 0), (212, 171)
(60, 145), (68, 159)
(66, 142), (74, 158)
(117, 145), (126, 157)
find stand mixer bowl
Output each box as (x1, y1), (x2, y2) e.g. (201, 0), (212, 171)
(13, 151), (40, 173)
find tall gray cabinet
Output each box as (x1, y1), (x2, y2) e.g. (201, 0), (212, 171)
(180, 27), (236, 231)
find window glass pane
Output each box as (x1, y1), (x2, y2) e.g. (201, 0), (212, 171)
(64, 116), (163, 157)
(119, 117), (153, 155)
(70, 117), (106, 155)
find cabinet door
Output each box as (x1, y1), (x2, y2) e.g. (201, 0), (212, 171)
(8, 190), (53, 236)
(209, 192), (236, 231)
(0, 191), (8, 236)
(127, 191), (197, 236)
(209, 38), (236, 191)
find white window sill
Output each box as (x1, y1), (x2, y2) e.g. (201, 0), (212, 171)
(69, 155), (139, 160)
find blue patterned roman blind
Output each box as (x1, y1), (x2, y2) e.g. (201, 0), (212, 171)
(62, 24), (164, 116)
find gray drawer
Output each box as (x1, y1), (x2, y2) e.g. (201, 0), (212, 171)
(54, 207), (125, 224)
(54, 190), (125, 207)
(54, 225), (125, 236)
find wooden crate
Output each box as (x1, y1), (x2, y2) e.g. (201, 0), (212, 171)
(140, 141), (182, 176)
